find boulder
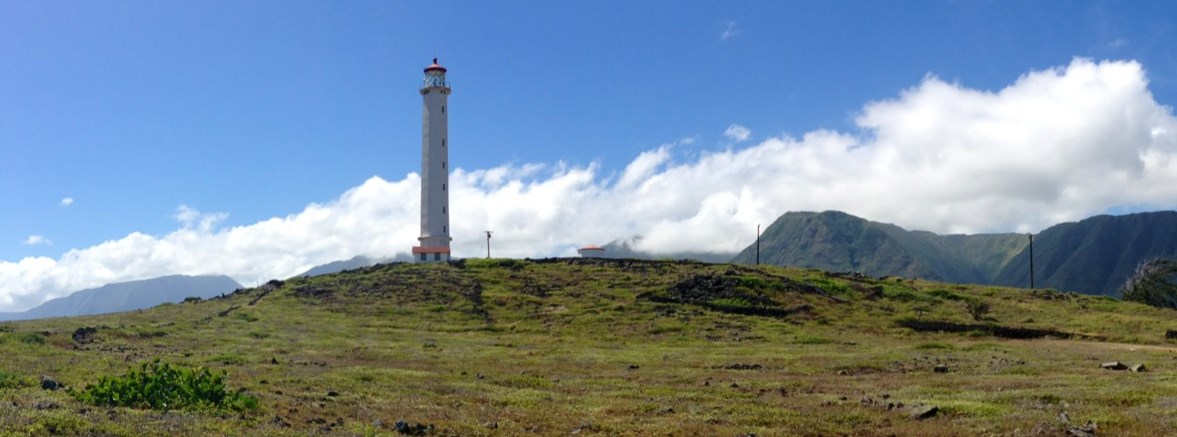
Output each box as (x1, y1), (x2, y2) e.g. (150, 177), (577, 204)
(1130, 363), (1147, 372)
(1100, 361), (1127, 370)
(910, 405), (939, 420)
(40, 376), (61, 391)
(1066, 419), (1097, 437)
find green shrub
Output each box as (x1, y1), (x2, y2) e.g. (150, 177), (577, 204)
(16, 332), (46, 345)
(1121, 258), (1177, 309)
(914, 342), (954, 350)
(884, 289), (926, 302)
(736, 276), (779, 290)
(965, 299), (992, 321)
(72, 359), (258, 412)
(0, 370), (30, 389)
(927, 289), (964, 301)
(794, 335), (833, 345)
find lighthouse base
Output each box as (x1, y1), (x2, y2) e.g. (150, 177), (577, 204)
(412, 246), (451, 263)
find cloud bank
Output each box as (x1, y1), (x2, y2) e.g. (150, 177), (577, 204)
(2, 58), (1176, 311)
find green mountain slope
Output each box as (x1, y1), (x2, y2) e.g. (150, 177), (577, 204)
(0, 259), (1172, 435)
(735, 210), (1177, 296)
(731, 211), (1025, 284)
(994, 211), (1177, 295)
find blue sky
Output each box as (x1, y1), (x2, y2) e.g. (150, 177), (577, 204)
(3, 1), (1177, 309)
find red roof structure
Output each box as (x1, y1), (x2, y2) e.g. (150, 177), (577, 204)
(424, 58), (447, 73)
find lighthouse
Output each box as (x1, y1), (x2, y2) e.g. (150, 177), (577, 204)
(412, 58), (452, 262)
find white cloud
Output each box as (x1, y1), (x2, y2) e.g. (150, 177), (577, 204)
(720, 20), (739, 41)
(60, 197), (73, 207)
(1, 58), (1176, 311)
(724, 124), (751, 142)
(22, 235), (50, 246)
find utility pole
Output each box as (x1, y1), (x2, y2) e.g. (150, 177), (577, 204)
(485, 231), (493, 259)
(1028, 233), (1035, 290)
(756, 224), (761, 265)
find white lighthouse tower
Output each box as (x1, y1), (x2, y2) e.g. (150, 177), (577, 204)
(412, 58), (452, 262)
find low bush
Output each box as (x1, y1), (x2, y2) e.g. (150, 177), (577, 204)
(72, 359), (258, 412)
(965, 299), (992, 321)
(927, 289), (964, 301)
(0, 370), (30, 389)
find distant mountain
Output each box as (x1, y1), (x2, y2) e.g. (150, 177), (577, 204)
(0, 275), (242, 321)
(600, 237), (736, 263)
(295, 255), (411, 278)
(992, 211), (1177, 295)
(733, 210), (1177, 296)
(731, 211), (1025, 284)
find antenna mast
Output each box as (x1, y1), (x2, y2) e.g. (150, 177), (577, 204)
(485, 231), (494, 259)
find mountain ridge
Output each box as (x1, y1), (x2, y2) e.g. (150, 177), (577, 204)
(734, 210), (1177, 295)
(0, 274), (242, 321)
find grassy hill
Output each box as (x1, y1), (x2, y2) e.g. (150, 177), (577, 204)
(0, 258), (1174, 435)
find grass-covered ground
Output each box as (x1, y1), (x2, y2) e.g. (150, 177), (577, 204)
(0, 258), (1174, 436)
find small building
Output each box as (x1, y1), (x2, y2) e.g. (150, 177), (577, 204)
(578, 245), (606, 258)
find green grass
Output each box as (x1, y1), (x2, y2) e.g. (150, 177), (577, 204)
(0, 258), (1173, 435)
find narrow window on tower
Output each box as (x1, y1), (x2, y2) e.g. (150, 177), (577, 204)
(442, 105), (445, 113)
(442, 139), (446, 147)
(442, 206), (447, 214)
(442, 183), (446, 191)
(443, 226), (447, 233)
(442, 161), (446, 169)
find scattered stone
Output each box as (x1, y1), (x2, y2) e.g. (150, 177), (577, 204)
(476, 373), (486, 380)
(933, 364), (949, 373)
(34, 401), (59, 410)
(326, 390), (339, 397)
(394, 419), (433, 435)
(837, 370), (848, 376)
(570, 422), (595, 435)
(483, 421), (498, 429)
(655, 406), (675, 415)
(860, 396), (875, 406)
(627, 364), (640, 370)
(1130, 363), (1147, 372)
(72, 326), (98, 344)
(886, 402), (905, 411)
(270, 357), (280, 365)
(1100, 361), (1128, 371)
(1059, 411), (1070, 424)
(1166, 329), (1177, 340)
(40, 376), (61, 391)
(720, 363), (762, 370)
(373, 419), (385, 429)
(271, 416), (291, 428)
(729, 382), (739, 388)
(909, 405), (939, 420)
(1066, 420), (1098, 437)
(703, 380), (710, 386)
(551, 377), (561, 383)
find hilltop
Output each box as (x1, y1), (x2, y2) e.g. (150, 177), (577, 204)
(0, 258), (1174, 435)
